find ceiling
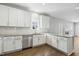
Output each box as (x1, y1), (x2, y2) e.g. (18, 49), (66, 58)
(3, 3), (79, 22)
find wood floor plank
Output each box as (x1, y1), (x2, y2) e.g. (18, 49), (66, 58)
(3, 44), (79, 56)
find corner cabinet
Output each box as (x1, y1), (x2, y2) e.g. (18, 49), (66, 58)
(46, 35), (57, 48)
(33, 34), (46, 47)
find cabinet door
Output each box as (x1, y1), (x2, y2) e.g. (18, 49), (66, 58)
(58, 37), (67, 53)
(41, 15), (50, 29)
(51, 36), (57, 48)
(33, 35), (39, 47)
(38, 35), (45, 45)
(24, 11), (31, 27)
(15, 36), (22, 50)
(3, 37), (15, 52)
(0, 38), (2, 54)
(0, 5), (9, 26)
(58, 23), (63, 35)
(9, 7), (18, 26)
(46, 35), (51, 45)
(17, 9), (25, 27)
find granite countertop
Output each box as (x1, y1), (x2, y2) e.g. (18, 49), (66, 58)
(0, 33), (43, 37)
(54, 35), (74, 38)
(46, 33), (74, 38)
(0, 32), (75, 38)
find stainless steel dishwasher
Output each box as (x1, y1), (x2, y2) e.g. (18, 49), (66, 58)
(22, 35), (33, 49)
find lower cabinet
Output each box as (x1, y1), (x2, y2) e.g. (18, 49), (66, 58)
(51, 36), (57, 48)
(0, 37), (3, 54)
(58, 37), (74, 54)
(3, 36), (22, 53)
(33, 35), (39, 47)
(15, 36), (22, 50)
(46, 35), (57, 48)
(3, 37), (15, 52)
(33, 35), (46, 47)
(46, 35), (52, 46)
(58, 37), (67, 53)
(38, 35), (45, 45)
(46, 34), (74, 55)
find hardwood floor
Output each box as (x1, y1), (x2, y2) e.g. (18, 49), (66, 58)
(3, 44), (79, 56)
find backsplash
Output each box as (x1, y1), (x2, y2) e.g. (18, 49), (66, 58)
(0, 27), (49, 35)
(0, 27), (33, 35)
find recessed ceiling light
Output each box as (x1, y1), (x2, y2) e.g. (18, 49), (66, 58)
(42, 3), (46, 6)
(76, 7), (79, 9)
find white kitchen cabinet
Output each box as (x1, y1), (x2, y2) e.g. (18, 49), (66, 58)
(3, 36), (22, 52)
(9, 7), (25, 27)
(9, 7), (18, 26)
(46, 35), (57, 48)
(58, 37), (67, 53)
(15, 36), (22, 50)
(58, 37), (74, 54)
(51, 36), (57, 48)
(17, 9), (25, 27)
(40, 15), (50, 29)
(33, 35), (39, 47)
(67, 37), (74, 53)
(58, 23), (64, 35)
(38, 35), (45, 45)
(33, 35), (46, 47)
(0, 5), (9, 26)
(0, 37), (2, 54)
(3, 37), (15, 52)
(24, 11), (31, 27)
(46, 35), (52, 45)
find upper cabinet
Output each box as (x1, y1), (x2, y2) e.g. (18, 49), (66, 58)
(24, 11), (31, 27)
(0, 5), (9, 26)
(17, 9), (25, 27)
(9, 7), (25, 27)
(0, 5), (31, 27)
(0, 5), (50, 28)
(40, 15), (50, 29)
(9, 7), (31, 27)
(9, 7), (18, 26)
